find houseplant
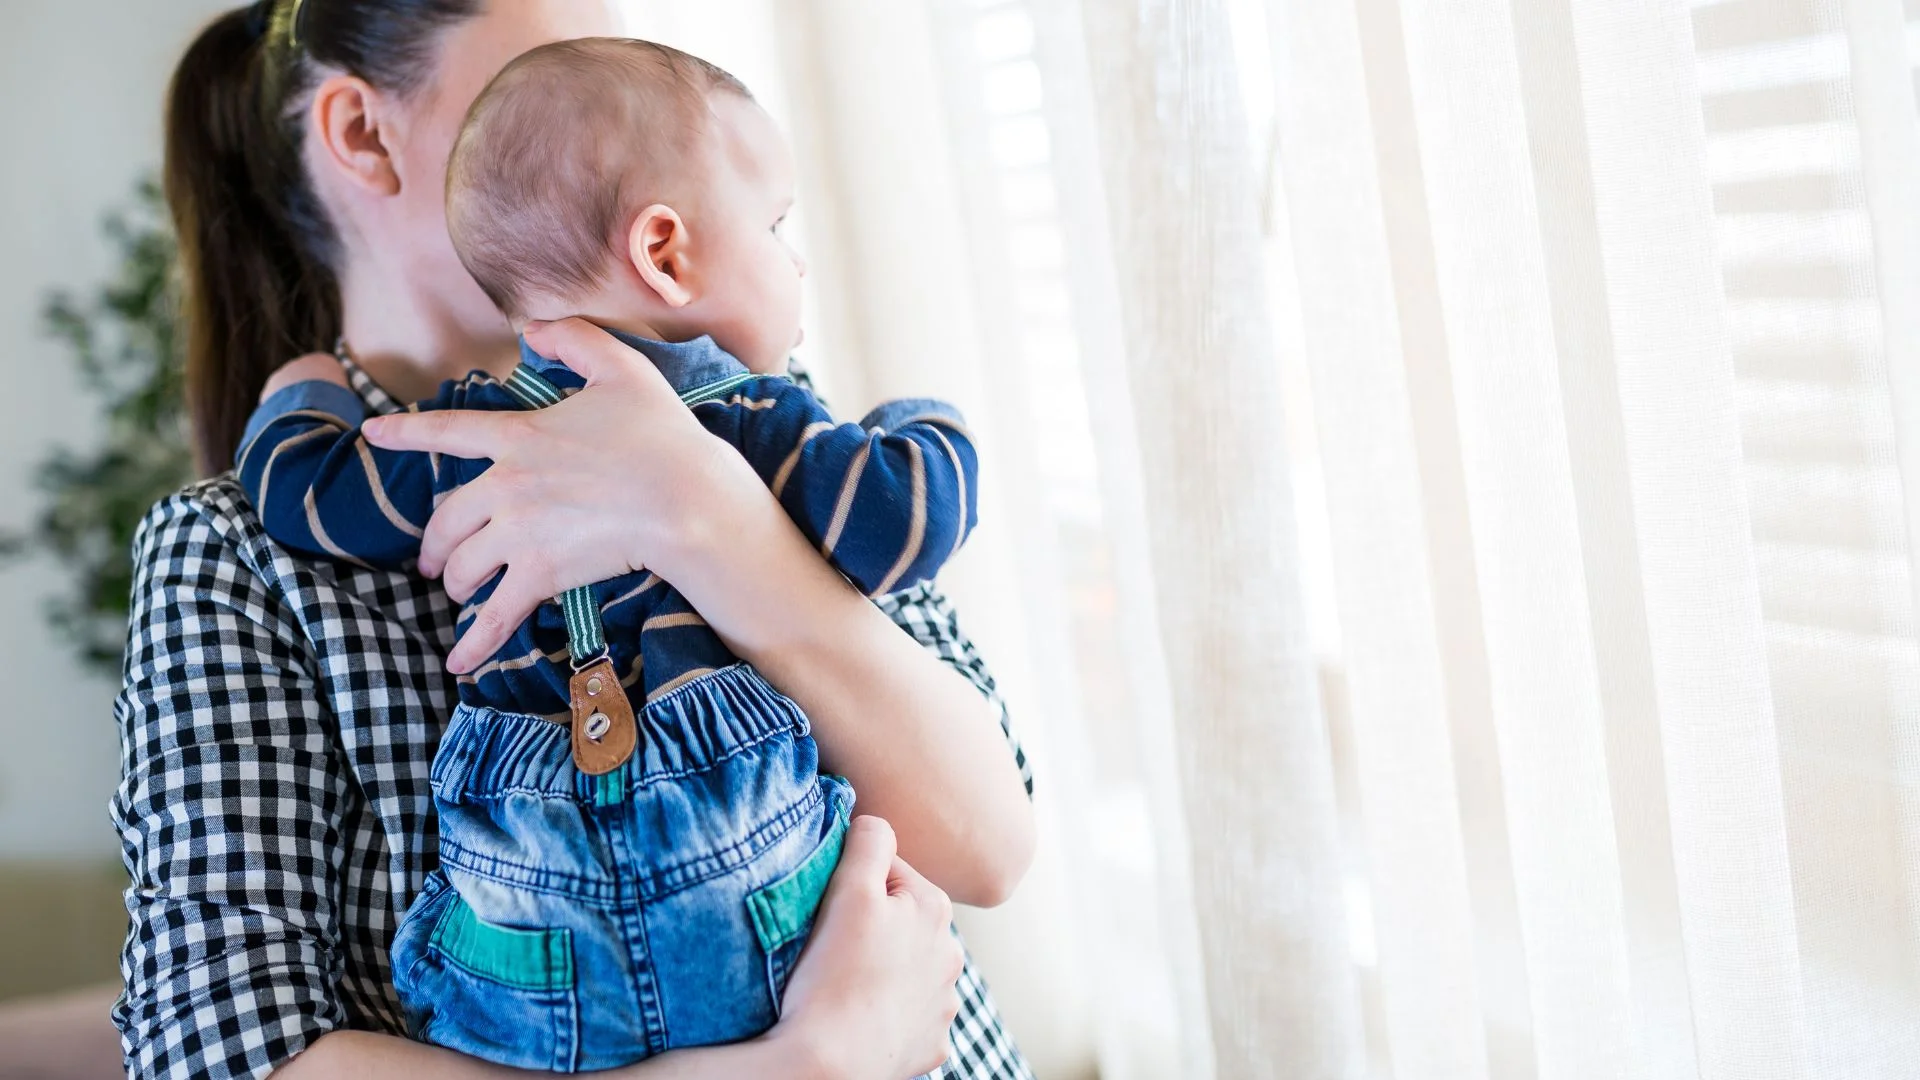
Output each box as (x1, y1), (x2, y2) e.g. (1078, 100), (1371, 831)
(2, 179), (194, 676)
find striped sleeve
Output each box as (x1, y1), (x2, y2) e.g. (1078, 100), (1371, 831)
(696, 382), (981, 597)
(234, 377), (477, 570)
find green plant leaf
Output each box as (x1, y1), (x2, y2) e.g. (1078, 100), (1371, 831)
(5, 178), (193, 678)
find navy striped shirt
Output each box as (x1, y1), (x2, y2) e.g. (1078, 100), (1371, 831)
(235, 332), (979, 716)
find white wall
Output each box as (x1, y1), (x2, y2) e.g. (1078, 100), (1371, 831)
(0, 1), (233, 863)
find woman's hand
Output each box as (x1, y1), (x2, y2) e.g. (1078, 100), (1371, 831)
(363, 319), (1034, 905)
(362, 318), (767, 673)
(764, 816), (963, 1079)
(278, 818), (960, 1080)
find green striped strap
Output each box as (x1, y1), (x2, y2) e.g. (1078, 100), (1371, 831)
(503, 364), (565, 408)
(679, 371), (760, 406)
(501, 365), (604, 664)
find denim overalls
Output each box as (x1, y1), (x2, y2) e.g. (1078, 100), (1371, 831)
(390, 670), (853, 1070)
(387, 361), (854, 1071)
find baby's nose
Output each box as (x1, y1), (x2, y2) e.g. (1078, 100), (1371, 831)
(793, 252), (809, 277)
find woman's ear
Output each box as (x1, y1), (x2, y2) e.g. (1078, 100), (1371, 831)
(309, 74), (401, 197)
(626, 205), (696, 308)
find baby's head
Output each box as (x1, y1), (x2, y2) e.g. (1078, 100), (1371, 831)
(447, 38), (804, 373)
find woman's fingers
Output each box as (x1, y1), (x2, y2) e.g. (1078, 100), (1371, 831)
(770, 815), (963, 1078)
(362, 406), (525, 459)
(888, 852), (957, 931)
(886, 846), (965, 1066)
(883, 848), (964, 1078)
(447, 567), (552, 674)
(521, 318), (632, 385)
(522, 318), (677, 396)
(914, 992), (962, 1077)
(829, 816), (899, 901)
(438, 521), (515, 604)
(388, 324), (750, 678)
(415, 481), (498, 581)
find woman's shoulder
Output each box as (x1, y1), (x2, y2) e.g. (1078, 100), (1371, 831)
(134, 472), (276, 572)
(131, 473), (362, 631)
(131, 470), (457, 673)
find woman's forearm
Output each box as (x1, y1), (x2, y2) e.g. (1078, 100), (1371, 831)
(662, 495), (1035, 907)
(742, 582), (1035, 908)
(279, 1029), (823, 1080)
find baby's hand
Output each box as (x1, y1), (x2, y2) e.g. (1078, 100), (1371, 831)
(261, 352), (349, 402)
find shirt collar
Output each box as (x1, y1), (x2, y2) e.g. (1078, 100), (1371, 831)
(518, 329), (750, 396)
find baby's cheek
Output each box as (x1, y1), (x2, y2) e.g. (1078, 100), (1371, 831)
(707, 310), (782, 376)
(740, 265), (804, 369)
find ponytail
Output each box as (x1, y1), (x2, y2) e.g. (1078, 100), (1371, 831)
(166, 6), (337, 476)
(165, 0), (480, 475)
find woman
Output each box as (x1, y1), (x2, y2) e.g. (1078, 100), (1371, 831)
(113, 1), (1037, 1077)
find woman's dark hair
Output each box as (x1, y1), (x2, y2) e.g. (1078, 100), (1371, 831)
(165, 0), (482, 474)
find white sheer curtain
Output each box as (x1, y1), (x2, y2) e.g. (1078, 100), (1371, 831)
(923, 0), (1920, 1076)
(629, 0), (1920, 1076)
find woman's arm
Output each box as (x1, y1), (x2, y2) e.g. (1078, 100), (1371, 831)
(277, 818), (961, 1080)
(362, 320), (1035, 906)
(113, 492), (359, 1078)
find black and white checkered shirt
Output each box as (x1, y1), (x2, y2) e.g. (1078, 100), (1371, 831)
(110, 361), (1036, 1080)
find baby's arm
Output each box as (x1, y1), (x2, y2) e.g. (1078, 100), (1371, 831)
(236, 360), (465, 569)
(695, 382), (980, 597)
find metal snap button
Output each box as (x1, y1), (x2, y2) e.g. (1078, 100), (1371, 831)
(586, 675), (604, 696)
(585, 712), (611, 741)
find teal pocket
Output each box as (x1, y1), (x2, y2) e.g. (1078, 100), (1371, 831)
(746, 799), (851, 956)
(430, 893), (575, 992)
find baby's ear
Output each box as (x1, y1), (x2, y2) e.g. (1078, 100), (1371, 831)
(626, 205), (696, 308)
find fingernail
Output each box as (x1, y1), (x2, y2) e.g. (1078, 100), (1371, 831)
(447, 654), (472, 676)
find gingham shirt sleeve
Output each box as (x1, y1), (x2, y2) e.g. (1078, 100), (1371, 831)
(111, 490), (353, 1079)
(874, 582), (1033, 799)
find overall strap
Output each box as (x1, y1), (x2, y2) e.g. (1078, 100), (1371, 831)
(498, 357), (760, 779)
(499, 365), (606, 665)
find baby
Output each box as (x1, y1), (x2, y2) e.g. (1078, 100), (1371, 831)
(236, 39), (977, 1072)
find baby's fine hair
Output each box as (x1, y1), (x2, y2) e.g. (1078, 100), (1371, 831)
(446, 38), (753, 318)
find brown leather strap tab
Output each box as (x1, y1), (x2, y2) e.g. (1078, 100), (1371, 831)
(569, 657), (637, 776)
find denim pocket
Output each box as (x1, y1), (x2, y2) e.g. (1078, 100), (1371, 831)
(747, 777), (853, 1014)
(393, 875), (581, 1072)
